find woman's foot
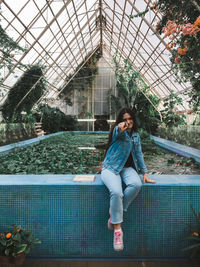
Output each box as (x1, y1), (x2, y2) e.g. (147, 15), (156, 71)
(113, 229), (124, 251)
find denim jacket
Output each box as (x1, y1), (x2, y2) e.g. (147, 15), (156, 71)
(102, 126), (148, 175)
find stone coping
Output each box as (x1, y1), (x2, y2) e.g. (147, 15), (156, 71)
(0, 174), (199, 186)
(0, 132), (64, 157)
(151, 136), (200, 163)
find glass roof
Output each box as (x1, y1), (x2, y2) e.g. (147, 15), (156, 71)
(0, 0), (192, 111)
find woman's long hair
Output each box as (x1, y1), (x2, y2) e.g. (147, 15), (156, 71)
(103, 108), (138, 159)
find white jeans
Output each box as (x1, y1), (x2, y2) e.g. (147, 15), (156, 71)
(101, 167), (142, 224)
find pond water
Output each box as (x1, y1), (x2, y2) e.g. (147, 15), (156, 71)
(0, 132), (199, 175)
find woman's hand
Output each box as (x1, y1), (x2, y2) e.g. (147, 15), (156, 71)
(143, 173), (156, 184)
(118, 122), (128, 132)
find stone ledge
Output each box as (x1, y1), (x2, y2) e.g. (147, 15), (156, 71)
(151, 136), (200, 163)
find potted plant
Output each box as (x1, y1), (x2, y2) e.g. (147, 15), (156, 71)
(0, 224), (41, 267)
(182, 206), (200, 260)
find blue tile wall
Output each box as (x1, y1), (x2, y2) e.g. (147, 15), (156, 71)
(0, 174), (199, 259)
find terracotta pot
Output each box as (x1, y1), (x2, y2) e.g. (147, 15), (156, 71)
(0, 252), (26, 267)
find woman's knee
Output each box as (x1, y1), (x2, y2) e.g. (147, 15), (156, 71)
(129, 180), (142, 191)
(110, 189), (124, 199)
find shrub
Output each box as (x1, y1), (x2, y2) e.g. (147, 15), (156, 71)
(36, 104), (77, 133)
(1, 64), (46, 122)
(0, 123), (36, 146)
(94, 119), (110, 131)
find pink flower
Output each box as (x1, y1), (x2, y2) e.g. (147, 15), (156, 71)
(182, 23), (194, 35)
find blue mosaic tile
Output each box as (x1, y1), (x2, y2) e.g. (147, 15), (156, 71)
(0, 174), (199, 259)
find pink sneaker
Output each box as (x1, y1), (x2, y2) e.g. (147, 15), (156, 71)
(113, 230), (124, 251)
(107, 217), (114, 230)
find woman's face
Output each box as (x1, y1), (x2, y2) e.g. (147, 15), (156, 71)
(122, 113), (134, 132)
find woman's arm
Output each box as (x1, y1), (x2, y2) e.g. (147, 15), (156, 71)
(135, 134), (156, 184)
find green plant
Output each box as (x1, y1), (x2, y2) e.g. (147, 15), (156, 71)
(0, 123), (36, 146)
(94, 118), (110, 131)
(1, 64), (47, 122)
(0, 24), (25, 87)
(157, 125), (200, 149)
(139, 128), (160, 154)
(182, 206), (200, 259)
(110, 53), (161, 134)
(160, 90), (186, 127)
(0, 224), (41, 258)
(60, 49), (101, 102)
(130, 1), (200, 111)
(36, 104), (77, 133)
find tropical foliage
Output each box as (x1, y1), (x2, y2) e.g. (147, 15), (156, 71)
(182, 206), (200, 259)
(160, 90), (186, 127)
(110, 53), (161, 134)
(0, 123), (36, 146)
(60, 49), (101, 102)
(0, 25), (25, 82)
(1, 64), (47, 122)
(34, 104), (78, 133)
(157, 125), (200, 149)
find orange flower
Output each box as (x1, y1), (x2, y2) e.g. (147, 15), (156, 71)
(162, 20), (178, 38)
(194, 16), (200, 27)
(6, 233), (12, 239)
(166, 43), (171, 50)
(177, 47), (188, 55)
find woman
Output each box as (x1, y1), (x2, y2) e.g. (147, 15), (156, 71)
(101, 107), (156, 251)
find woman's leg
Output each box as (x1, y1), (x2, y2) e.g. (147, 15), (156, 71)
(120, 167), (142, 212)
(101, 169), (124, 224)
(101, 169), (125, 251)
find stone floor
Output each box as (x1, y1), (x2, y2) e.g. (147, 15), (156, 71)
(23, 260), (200, 267)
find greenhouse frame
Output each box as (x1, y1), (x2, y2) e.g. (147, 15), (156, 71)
(0, 1), (200, 266)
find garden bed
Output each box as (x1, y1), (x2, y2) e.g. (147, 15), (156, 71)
(0, 132), (199, 175)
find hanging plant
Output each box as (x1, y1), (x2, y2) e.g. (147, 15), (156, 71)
(0, 24), (25, 81)
(1, 64), (47, 122)
(130, 1), (200, 111)
(60, 48), (101, 103)
(153, 1), (200, 111)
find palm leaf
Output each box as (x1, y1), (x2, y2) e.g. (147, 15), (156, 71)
(182, 243), (200, 251)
